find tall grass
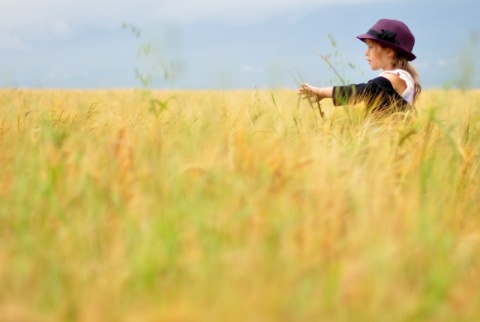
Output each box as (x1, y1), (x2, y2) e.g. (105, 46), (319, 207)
(0, 88), (479, 321)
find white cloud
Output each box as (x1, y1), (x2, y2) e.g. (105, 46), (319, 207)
(0, 33), (30, 50)
(0, 0), (399, 53)
(153, 0), (390, 25)
(0, 0), (400, 50)
(437, 59), (449, 67)
(0, 0), (392, 38)
(241, 64), (254, 73)
(51, 20), (73, 40)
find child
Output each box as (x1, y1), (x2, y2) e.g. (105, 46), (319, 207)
(298, 19), (421, 114)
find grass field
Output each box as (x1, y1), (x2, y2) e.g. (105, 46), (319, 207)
(1, 88), (480, 321)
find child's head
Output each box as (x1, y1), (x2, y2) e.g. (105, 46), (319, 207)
(364, 39), (398, 71)
(356, 19), (416, 62)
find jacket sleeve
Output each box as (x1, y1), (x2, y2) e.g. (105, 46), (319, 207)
(332, 77), (397, 107)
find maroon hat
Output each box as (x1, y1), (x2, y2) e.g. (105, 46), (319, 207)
(357, 19), (416, 61)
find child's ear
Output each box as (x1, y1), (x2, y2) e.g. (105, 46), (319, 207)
(387, 47), (396, 58)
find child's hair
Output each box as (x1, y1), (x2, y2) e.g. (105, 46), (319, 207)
(392, 55), (421, 105)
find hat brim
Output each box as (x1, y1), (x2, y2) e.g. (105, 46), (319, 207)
(357, 34), (416, 61)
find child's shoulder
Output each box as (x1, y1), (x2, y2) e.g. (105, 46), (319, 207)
(379, 69), (415, 105)
(379, 69), (411, 96)
(380, 69), (413, 83)
(380, 70), (403, 85)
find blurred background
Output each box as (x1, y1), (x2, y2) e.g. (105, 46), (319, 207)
(1, 0), (478, 90)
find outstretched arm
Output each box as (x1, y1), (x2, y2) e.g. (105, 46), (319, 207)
(298, 83), (333, 103)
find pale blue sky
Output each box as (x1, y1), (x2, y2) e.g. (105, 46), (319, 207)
(1, 0), (479, 89)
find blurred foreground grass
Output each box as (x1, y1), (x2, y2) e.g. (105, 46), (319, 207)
(0, 89), (479, 321)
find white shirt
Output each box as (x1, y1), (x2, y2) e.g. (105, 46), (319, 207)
(380, 69), (415, 105)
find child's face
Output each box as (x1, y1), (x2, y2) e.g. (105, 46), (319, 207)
(364, 39), (391, 71)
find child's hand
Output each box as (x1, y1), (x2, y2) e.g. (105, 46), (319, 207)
(298, 83), (320, 103)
